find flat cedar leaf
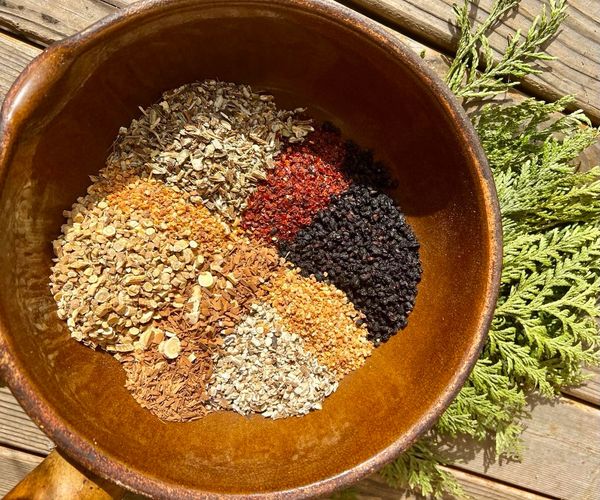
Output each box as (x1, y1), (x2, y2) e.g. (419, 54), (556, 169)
(380, 0), (600, 497)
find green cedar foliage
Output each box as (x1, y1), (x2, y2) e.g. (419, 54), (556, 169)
(378, 0), (600, 497)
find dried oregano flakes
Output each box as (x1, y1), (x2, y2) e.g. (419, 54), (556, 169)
(50, 80), (421, 422)
(109, 80), (313, 221)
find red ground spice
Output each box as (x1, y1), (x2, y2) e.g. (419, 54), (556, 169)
(242, 126), (350, 243)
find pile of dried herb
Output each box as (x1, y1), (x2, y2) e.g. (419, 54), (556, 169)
(241, 126), (350, 243)
(50, 80), (422, 422)
(109, 80), (313, 221)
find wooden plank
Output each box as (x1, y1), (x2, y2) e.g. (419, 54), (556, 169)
(563, 366), (600, 406)
(0, 31), (40, 104)
(453, 396), (600, 499)
(351, 468), (550, 499)
(0, 0), (117, 45)
(0, 444), (43, 497)
(0, 388), (53, 455)
(345, 0), (600, 123)
(1, 0), (599, 123)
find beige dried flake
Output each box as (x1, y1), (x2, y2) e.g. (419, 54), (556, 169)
(197, 272), (215, 288)
(208, 303), (338, 418)
(107, 80), (313, 221)
(265, 267), (373, 379)
(161, 336), (182, 360)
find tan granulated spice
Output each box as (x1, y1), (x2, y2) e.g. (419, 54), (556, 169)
(265, 267), (373, 379)
(93, 173), (234, 243)
(50, 177), (232, 351)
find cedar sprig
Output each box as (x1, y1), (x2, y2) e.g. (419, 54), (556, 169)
(384, 98), (600, 499)
(380, 439), (467, 499)
(379, 1), (600, 497)
(447, 0), (567, 99)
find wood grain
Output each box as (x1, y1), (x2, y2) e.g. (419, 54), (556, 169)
(351, 469), (551, 499)
(0, 444), (43, 497)
(453, 396), (600, 499)
(0, 0), (116, 45)
(563, 366), (600, 406)
(1, 0), (598, 168)
(346, 0), (600, 123)
(0, 388), (53, 455)
(1, 0), (599, 123)
(0, 31), (40, 103)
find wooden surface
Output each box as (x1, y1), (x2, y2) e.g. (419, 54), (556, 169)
(0, 0), (598, 498)
(345, 0), (600, 123)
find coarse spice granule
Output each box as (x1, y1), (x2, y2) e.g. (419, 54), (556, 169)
(280, 184), (422, 344)
(303, 123), (347, 166)
(50, 177), (233, 351)
(265, 267), (373, 378)
(107, 80), (313, 221)
(241, 126), (350, 243)
(208, 303), (338, 419)
(101, 174), (234, 243)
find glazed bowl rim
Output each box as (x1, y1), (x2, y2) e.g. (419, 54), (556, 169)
(0, 0), (502, 498)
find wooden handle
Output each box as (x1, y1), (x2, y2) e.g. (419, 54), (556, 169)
(5, 449), (125, 500)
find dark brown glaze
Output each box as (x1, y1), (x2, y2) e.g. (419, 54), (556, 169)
(0, 0), (502, 498)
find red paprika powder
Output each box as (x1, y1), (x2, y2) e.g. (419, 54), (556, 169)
(242, 126), (349, 243)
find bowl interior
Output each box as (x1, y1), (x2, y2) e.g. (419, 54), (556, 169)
(0, 1), (498, 496)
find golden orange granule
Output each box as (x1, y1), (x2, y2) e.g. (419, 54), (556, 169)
(264, 267), (373, 379)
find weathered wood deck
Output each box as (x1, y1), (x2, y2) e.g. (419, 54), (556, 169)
(0, 1), (598, 498)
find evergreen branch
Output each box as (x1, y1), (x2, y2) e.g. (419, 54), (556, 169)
(474, 96), (592, 172)
(502, 225), (600, 282)
(380, 440), (467, 499)
(447, 0), (567, 99)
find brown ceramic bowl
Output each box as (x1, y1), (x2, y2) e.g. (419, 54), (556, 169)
(0, 0), (501, 497)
